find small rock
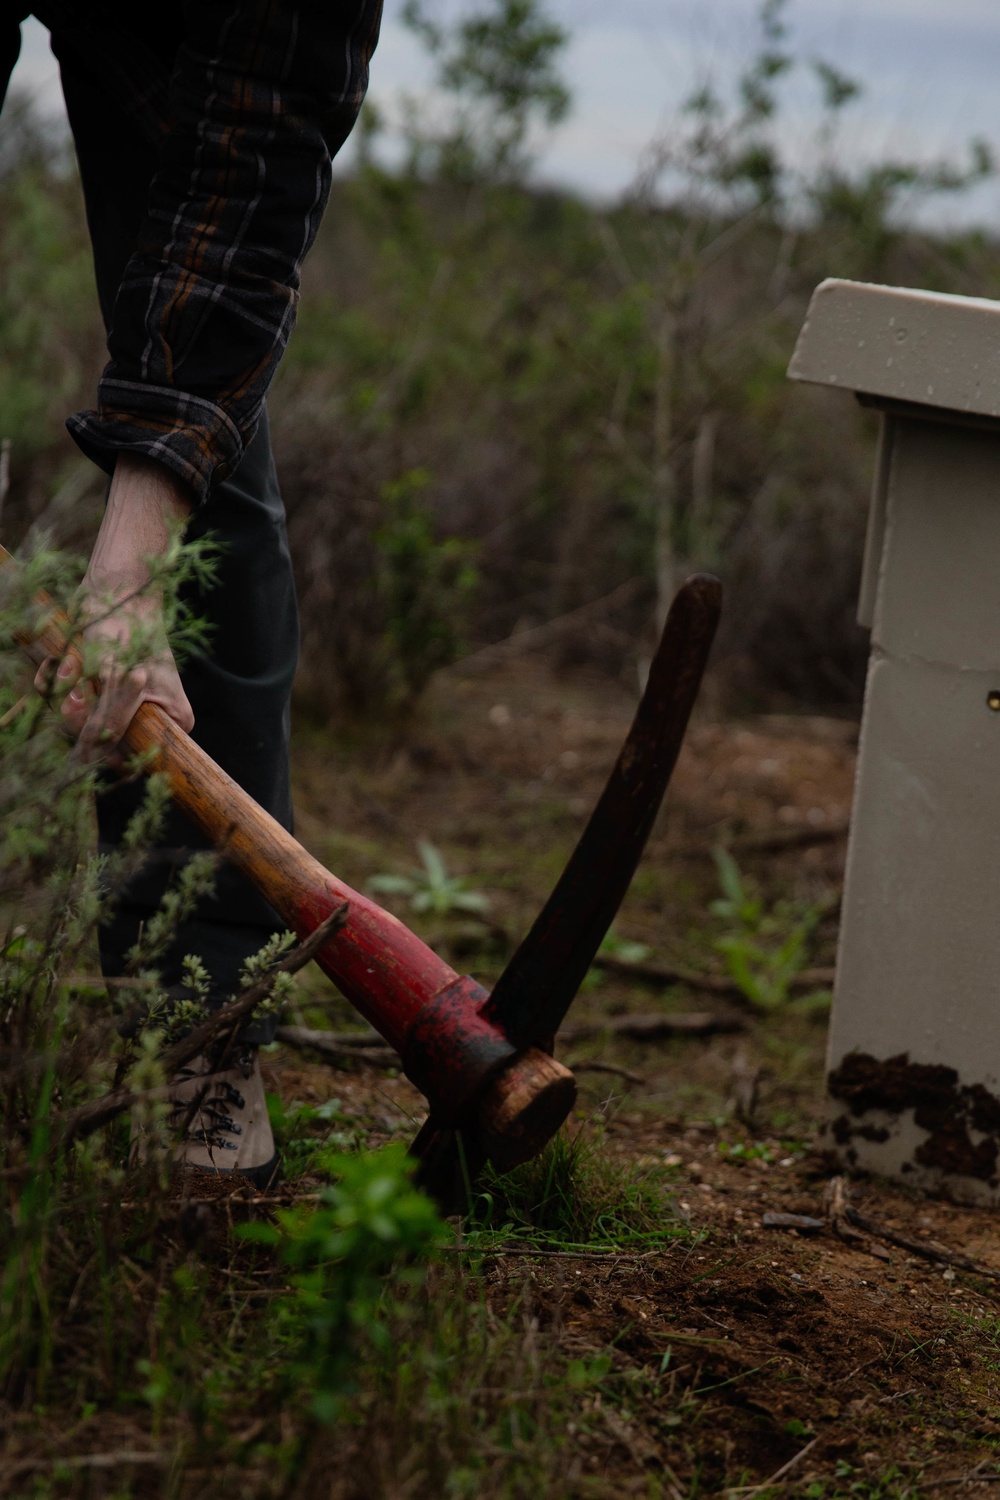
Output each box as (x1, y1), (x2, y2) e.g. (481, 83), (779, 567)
(761, 1211), (825, 1233)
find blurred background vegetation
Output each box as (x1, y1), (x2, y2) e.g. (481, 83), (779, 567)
(1, 0), (997, 721)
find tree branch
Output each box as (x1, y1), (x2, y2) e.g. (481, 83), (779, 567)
(57, 903), (349, 1145)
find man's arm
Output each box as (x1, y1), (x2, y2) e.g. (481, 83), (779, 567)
(37, 456), (195, 760)
(44, 1), (381, 754)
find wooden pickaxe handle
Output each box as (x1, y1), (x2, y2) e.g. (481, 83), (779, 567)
(5, 548), (574, 1159)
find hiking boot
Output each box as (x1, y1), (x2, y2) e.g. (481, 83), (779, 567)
(165, 1047), (280, 1190)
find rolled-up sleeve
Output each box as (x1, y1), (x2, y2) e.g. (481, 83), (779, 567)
(67, 0), (382, 503)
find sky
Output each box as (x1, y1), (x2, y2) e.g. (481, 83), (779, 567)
(6, 0), (1000, 226)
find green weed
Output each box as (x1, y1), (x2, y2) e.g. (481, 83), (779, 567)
(241, 1143), (447, 1420)
(369, 837), (491, 917)
(0, 536), (306, 1414)
(298, 1257), (610, 1498)
(265, 1093), (361, 1179)
(711, 846), (824, 1012)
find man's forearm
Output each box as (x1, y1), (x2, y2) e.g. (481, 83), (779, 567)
(37, 454), (198, 762)
(86, 454), (193, 595)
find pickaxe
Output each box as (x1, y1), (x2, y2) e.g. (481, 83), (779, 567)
(2, 541), (720, 1202)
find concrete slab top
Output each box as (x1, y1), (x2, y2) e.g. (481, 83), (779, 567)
(788, 278), (1000, 418)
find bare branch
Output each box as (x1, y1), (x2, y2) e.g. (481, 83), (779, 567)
(57, 903), (349, 1145)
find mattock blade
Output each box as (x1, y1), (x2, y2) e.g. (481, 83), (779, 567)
(412, 574), (722, 1205)
(483, 572), (722, 1048)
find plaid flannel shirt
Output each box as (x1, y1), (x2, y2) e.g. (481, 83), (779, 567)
(4, 3), (382, 502)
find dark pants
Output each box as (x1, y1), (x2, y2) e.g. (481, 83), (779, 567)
(55, 29), (299, 1036)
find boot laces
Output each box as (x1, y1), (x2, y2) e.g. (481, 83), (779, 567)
(169, 1066), (249, 1153)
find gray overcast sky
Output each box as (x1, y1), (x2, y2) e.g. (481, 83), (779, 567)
(7, 0), (1000, 224)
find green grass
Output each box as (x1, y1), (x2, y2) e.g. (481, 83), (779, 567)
(465, 1126), (696, 1255)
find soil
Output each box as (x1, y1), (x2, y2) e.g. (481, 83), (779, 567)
(269, 659), (1000, 1495)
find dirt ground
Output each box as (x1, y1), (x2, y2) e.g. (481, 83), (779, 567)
(274, 659), (1000, 1495)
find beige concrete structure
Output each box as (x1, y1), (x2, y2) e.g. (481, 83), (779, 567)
(789, 279), (1000, 1205)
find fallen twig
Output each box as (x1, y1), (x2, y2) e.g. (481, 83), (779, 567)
(825, 1176), (1000, 1281)
(2, 1451), (169, 1476)
(824, 1175), (867, 1243)
(57, 905), (349, 1145)
(925, 1469), (1000, 1489)
(276, 1023), (398, 1069)
(119, 1191), (323, 1209)
(442, 1244), (667, 1261)
(558, 1010), (745, 1042)
(761, 1212), (825, 1233)
(568, 1058), (646, 1085)
(281, 1022), (384, 1043)
(845, 1203), (1000, 1282)
(922, 1459), (1000, 1489)
(591, 952), (834, 996)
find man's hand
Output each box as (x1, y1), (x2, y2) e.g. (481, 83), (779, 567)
(36, 454), (196, 763)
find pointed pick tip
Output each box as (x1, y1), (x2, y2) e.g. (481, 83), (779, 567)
(664, 573), (723, 639)
(677, 571), (723, 608)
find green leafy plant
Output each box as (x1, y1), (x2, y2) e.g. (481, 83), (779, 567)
(266, 1093), (360, 1179)
(242, 1143), (447, 1419)
(369, 838), (490, 917)
(719, 1139), (773, 1163)
(710, 846), (820, 1012)
(0, 534), (302, 1403)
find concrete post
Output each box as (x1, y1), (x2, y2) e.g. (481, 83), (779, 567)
(788, 278), (1000, 1205)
